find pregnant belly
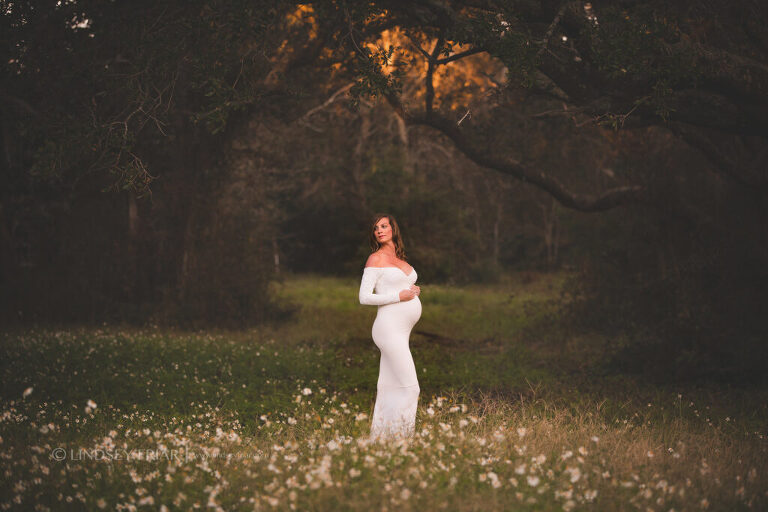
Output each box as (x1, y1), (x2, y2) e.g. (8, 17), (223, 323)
(373, 296), (422, 336)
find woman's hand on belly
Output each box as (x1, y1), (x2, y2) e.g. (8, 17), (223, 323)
(398, 285), (420, 301)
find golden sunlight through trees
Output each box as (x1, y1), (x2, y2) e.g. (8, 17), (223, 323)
(368, 28), (505, 113)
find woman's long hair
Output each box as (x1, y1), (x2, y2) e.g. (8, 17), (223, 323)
(368, 213), (407, 261)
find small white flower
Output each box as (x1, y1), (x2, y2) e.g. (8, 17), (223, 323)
(526, 475), (540, 487)
(23, 387), (33, 398)
(301, 387), (312, 395)
(566, 466), (581, 483)
(517, 427), (527, 438)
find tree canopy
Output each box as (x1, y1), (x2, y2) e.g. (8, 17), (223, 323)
(4, 1), (767, 206)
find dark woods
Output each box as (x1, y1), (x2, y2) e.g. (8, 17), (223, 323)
(1, 1), (767, 383)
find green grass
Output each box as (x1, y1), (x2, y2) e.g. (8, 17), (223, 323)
(1, 271), (766, 510)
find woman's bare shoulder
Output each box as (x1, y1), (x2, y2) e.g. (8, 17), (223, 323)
(364, 251), (385, 268)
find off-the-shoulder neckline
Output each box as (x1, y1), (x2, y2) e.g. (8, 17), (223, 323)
(364, 266), (415, 277)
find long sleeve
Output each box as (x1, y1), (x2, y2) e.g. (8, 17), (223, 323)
(359, 267), (401, 305)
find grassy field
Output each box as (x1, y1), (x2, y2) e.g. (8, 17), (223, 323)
(1, 271), (766, 510)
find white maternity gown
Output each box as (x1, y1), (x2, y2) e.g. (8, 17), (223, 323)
(358, 265), (422, 441)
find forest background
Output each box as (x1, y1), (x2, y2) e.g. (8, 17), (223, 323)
(2, 0), (767, 384)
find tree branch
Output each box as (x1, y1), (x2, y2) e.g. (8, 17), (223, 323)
(436, 46), (486, 65)
(668, 122), (768, 191)
(536, 2), (574, 59)
(385, 92), (645, 212)
(425, 31), (445, 115)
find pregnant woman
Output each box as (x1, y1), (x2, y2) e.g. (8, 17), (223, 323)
(358, 213), (422, 442)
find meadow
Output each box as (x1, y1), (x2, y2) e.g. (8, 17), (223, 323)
(1, 271), (766, 511)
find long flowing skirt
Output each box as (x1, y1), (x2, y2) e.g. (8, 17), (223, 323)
(369, 297), (422, 441)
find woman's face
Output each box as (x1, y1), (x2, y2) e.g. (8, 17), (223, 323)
(374, 218), (393, 244)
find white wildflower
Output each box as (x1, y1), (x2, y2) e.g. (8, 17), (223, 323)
(566, 466), (581, 483)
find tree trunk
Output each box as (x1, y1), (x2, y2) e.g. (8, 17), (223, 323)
(272, 235), (280, 275)
(493, 199), (502, 266)
(396, 113), (413, 177)
(353, 107), (371, 210)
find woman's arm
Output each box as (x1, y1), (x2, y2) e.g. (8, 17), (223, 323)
(359, 267), (401, 305)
